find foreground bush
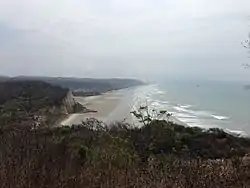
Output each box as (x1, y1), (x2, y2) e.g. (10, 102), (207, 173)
(0, 120), (250, 187)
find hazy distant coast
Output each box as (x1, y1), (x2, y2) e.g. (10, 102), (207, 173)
(0, 76), (145, 127)
(1, 76), (145, 93)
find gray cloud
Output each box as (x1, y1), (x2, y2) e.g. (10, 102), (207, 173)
(0, 0), (250, 80)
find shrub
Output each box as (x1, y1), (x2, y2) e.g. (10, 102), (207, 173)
(1, 121), (250, 187)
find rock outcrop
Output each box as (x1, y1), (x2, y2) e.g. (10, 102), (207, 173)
(61, 91), (76, 114)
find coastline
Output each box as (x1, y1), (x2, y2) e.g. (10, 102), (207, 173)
(59, 85), (247, 137)
(60, 89), (134, 126)
(59, 87), (188, 127)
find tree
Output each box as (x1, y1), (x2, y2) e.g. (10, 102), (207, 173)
(130, 106), (172, 126)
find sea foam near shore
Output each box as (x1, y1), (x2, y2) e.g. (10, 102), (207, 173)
(61, 84), (249, 136)
(131, 84), (248, 136)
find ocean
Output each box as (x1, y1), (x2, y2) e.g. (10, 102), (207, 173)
(131, 79), (250, 136)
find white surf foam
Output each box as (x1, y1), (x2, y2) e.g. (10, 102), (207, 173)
(173, 106), (190, 113)
(151, 101), (164, 108)
(211, 115), (230, 120)
(191, 110), (212, 117)
(179, 105), (193, 108)
(156, 90), (165, 95)
(160, 101), (169, 104)
(175, 113), (197, 119)
(177, 117), (201, 127)
(132, 85), (250, 137)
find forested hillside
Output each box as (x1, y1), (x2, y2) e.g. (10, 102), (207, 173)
(0, 81), (70, 127)
(8, 76), (145, 92)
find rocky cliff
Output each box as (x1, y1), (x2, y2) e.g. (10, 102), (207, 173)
(61, 91), (76, 114)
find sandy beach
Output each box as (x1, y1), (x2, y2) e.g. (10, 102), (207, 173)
(60, 87), (187, 127)
(60, 90), (134, 126)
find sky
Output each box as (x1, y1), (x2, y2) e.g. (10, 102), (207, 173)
(0, 0), (250, 81)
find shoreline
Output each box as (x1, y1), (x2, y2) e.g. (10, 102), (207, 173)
(60, 89), (132, 126)
(59, 87), (188, 127)
(59, 85), (248, 138)
(59, 89), (248, 137)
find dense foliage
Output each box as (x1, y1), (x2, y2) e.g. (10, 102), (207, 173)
(0, 80), (68, 106)
(1, 120), (250, 187)
(0, 81), (69, 126)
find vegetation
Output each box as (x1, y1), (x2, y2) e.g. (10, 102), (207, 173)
(0, 80), (69, 127)
(131, 105), (172, 126)
(1, 118), (250, 187)
(1, 81), (250, 187)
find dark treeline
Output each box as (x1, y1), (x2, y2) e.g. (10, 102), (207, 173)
(0, 80), (69, 127)
(7, 76), (145, 92)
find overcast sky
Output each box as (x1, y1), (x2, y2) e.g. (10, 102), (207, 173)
(0, 0), (250, 81)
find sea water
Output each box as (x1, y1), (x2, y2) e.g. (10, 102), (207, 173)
(131, 79), (250, 136)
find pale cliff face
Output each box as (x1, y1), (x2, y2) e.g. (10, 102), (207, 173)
(61, 91), (76, 114)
